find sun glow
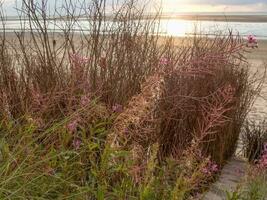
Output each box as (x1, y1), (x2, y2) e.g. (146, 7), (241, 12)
(161, 20), (192, 36)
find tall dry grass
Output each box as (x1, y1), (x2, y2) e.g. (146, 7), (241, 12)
(110, 34), (263, 167)
(0, 0), (264, 198)
(157, 35), (262, 165)
(0, 0), (166, 124)
(242, 121), (267, 162)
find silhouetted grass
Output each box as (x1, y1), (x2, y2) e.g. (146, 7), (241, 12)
(242, 121), (267, 162)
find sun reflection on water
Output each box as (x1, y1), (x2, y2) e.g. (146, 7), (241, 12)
(160, 19), (200, 37)
(159, 19), (267, 39)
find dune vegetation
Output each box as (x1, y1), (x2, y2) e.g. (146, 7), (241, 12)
(0, 0), (265, 199)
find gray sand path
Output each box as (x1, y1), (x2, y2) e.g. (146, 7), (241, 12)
(203, 157), (246, 200)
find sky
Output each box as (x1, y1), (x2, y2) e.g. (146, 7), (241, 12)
(161, 0), (267, 13)
(2, 0), (267, 16)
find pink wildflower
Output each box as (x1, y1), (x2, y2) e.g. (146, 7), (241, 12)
(70, 53), (89, 66)
(73, 138), (82, 150)
(246, 35), (258, 48)
(257, 150), (267, 169)
(159, 57), (169, 66)
(202, 160), (219, 175)
(211, 163), (218, 172)
(112, 104), (123, 113)
(247, 35), (257, 44)
(263, 142), (267, 153)
(255, 142), (267, 169)
(202, 167), (210, 175)
(80, 95), (90, 107)
(67, 120), (78, 133)
(125, 128), (129, 134)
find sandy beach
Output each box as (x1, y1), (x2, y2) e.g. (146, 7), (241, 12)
(4, 32), (266, 62)
(245, 40), (267, 121)
(245, 39), (267, 61)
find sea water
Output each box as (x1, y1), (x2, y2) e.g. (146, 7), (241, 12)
(2, 14), (267, 40)
(159, 19), (267, 39)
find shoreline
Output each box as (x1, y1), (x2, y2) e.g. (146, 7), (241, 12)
(3, 14), (267, 23)
(159, 15), (267, 23)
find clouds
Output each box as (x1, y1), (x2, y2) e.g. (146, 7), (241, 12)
(185, 0), (267, 4)
(161, 0), (267, 12)
(2, 0), (267, 15)
(164, 0), (267, 6)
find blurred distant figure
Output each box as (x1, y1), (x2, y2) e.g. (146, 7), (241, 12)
(246, 35), (258, 48)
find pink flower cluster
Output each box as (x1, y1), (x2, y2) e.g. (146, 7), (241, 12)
(258, 143), (267, 169)
(69, 53), (89, 66)
(67, 119), (83, 150)
(67, 119), (79, 133)
(202, 160), (219, 175)
(80, 95), (90, 107)
(69, 53), (91, 90)
(247, 35), (257, 44)
(112, 104), (123, 113)
(73, 138), (82, 150)
(159, 57), (169, 66)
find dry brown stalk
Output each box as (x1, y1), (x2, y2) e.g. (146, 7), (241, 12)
(110, 74), (163, 148)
